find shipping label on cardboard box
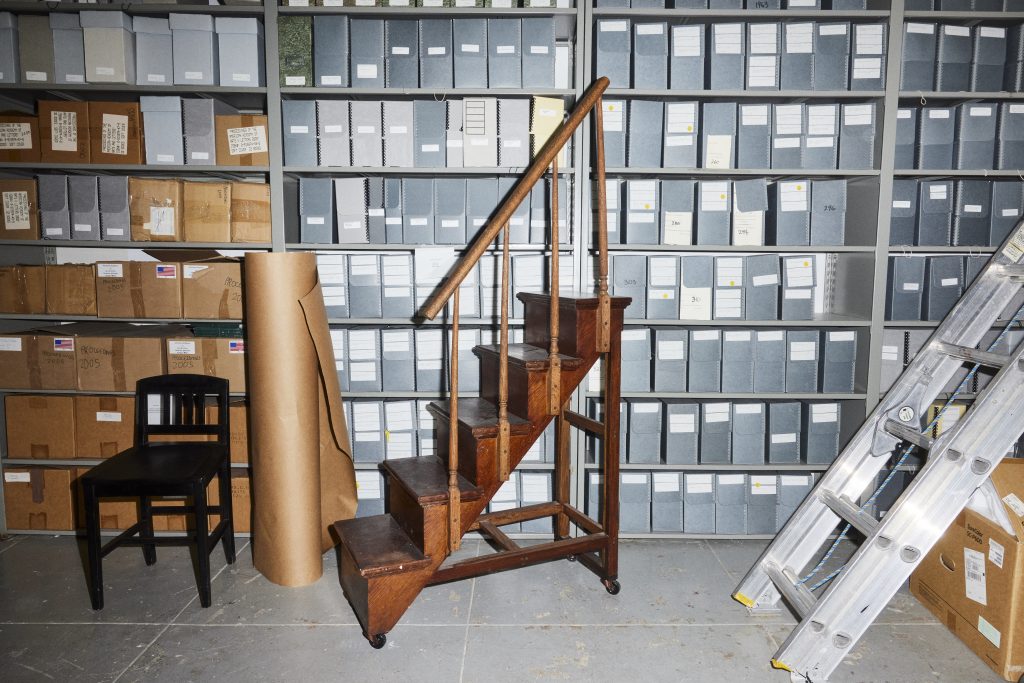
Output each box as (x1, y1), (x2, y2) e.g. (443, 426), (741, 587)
(0, 123), (32, 149)
(50, 111), (78, 152)
(2, 192), (30, 230)
(226, 126), (268, 156)
(101, 114), (128, 156)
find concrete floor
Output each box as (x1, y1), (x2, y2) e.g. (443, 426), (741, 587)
(0, 534), (1003, 683)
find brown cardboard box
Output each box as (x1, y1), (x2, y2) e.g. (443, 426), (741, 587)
(129, 178), (183, 241)
(87, 101), (143, 165)
(182, 260), (243, 320)
(0, 179), (40, 240)
(3, 467), (75, 531)
(152, 480), (218, 532)
(38, 100), (91, 164)
(183, 181), (231, 243)
(0, 265), (47, 314)
(911, 460), (1024, 682)
(74, 395), (135, 459)
(0, 114), (41, 162)
(95, 261), (182, 319)
(208, 471), (251, 533)
(230, 181), (271, 243)
(229, 400), (249, 465)
(166, 337), (247, 393)
(72, 468), (138, 531)
(215, 114), (269, 167)
(45, 264), (98, 316)
(32, 334), (79, 390)
(69, 323), (185, 392)
(5, 394), (76, 459)
(0, 333), (35, 389)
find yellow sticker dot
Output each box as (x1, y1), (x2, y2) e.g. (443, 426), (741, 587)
(687, 125), (693, 132)
(720, 194), (726, 200)
(796, 185), (803, 191)
(803, 261), (810, 267)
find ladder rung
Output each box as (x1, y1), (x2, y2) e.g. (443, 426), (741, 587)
(883, 418), (934, 450)
(995, 264), (1024, 280)
(818, 490), (879, 537)
(935, 342), (1011, 370)
(763, 562), (816, 619)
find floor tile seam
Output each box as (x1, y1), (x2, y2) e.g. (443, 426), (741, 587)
(0, 536), (25, 554)
(703, 538), (745, 581)
(461, 622), (800, 628)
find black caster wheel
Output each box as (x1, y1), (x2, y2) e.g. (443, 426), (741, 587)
(369, 634), (386, 649)
(603, 579), (621, 595)
(567, 555), (577, 562)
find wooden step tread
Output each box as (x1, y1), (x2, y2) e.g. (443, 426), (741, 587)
(517, 291), (633, 309)
(332, 515), (433, 579)
(427, 398), (532, 438)
(473, 343), (584, 370)
(381, 456), (484, 506)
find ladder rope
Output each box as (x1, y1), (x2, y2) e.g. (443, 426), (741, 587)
(799, 304), (1024, 590)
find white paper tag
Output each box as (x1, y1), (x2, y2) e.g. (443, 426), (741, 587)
(989, 538), (1005, 569)
(184, 71), (204, 81)
(227, 126), (268, 156)
(978, 616), (1001, 649)
(1003, 493), (1024, 517)
(191, 152), (210, 160)
(2, 192), (31, 230)
(653, 474), (680, 493)
(771, 433), (797, 444)
(101, 114), (128, 156)
(600, 21), (628, 33)
(290, 126), (309, 135)
(25, 71), (47, 82)
(0, 337), (23, 352)
(168, 340), (196, 356)
(496, 45), (515, 55)
(97, 263), (124, 278)
(49, 110), (78, 152)
(0, 123), (31, 150)
(285, 76), (306, 86)
(964, 547), (987, 606)
(96, 411), (122, 422)
(391, 47), (410, 56)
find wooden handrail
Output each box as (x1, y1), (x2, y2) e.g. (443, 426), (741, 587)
(419, 76), (611, 321)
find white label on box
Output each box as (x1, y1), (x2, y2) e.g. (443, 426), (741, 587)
(25, 71), (47, 82)
(902, 282), (920, 292)
(663, 212), (692, 245)
(989, 538), (1005, 569)
(669, 413), (695, 433)
(742, 105), (769, 127)
(774, 137), (800, 149)
(147, 208), (175, 236)
(693, 330), (719, 341)
(184, 265), (209, 279)
(751, 274), (779, 287)
(66, 75), (84, 83)
(780, 182), (808, 212)
(673, 25), (701, 57)
(700, 182), (730, 212)
(290, 126), (309, 134)
(653, 474), (680, 493)
(844, 105), (873, 126)
(719, 474), (744, 485)
(965, 547), (987, 605)
(944, 25), (970, 37)
(321, 75), (342, 86)
(357, 126), (376, 135)
(306, 217), (325, 225)
(169, 340), (196, 356)
(940, 277), (959, 287)
(784, 288), (812, 300)
(185, 71), (204, 81)
(893, 200), (912, 209)
(232, 73), (252, 83)
(771, 433), (797, 444)
(637, 24), (664, 36)
(530, 45), (550, 55)
(634, 402), (660, 414)
(735, 404), (761, 415)
(928, 110), (950, 120)
(50, 111), (78, 152)
(751, 476), (776, 495)
(96, 411), (122, 423)
(156, 154), (175, 162)
(978, 616), (1001, 648)
(829, 331), (855, 342)
(460, 44), (480, 53)
(96, 66), (116, 77)
(980, 26), (1006, 38)
(191, 152), (210, 160)
(356, 472), (381, 500)
(2, 192), (30, 231)
(852, 58), (881, 80)
(811, 405), (838, 423)
(97, 263), (124, 278)
(1002, 208), (1020, 218)
(758, 331), (784, 342)
(705, 405), (730, 423)
(1003, 493), (1024, 517)
(285, 76), (306, 86)
(882, 345), (899, 361)
(325, 125), (344, 134)
(819, 24), (847, 36)
(496, 45), (516, 55)
(392, 47), (411, 56)
(4, 471), (31, 483)
(148, 74), (167, 83)
(970, 107), (993, 118)
(0, 338), (22, 352)
(45, 228), (62, 236)
(898, 109), (912, 120)
(725, 331), (751, 343)
(658, 340), (686, 360)
(686, 474), (713, 494)
(0, 123), (32, 150)
(428, 47), (447, 56)
(748, 55), (778, 87)
(906, 23), (934, 35)
(714, 24), (742, 55)
(785, 23), (813, 54)
(855, 24), (884, 55)
(421, 143), (440, 153)
(600, 21), (628, 33)
(101, 114), (128, 156)
(929, 184), (948, 200)
(390, 126), (408, 135)
(502, 139), (522, 148)
(790, 341), (816, 361)
(704, 134), (734, 169)
(227, 126), (268, 156)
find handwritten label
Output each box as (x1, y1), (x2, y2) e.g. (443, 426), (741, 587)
(226, 126), (268, 156)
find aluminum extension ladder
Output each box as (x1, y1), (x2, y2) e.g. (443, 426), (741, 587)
(733, 221), (1024, 682)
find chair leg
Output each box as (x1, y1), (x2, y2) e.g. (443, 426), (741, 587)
(139, 496), (157, 566)
(193, 482), (212, 608)
(219, 460), (236, 565)
(83, 484), (104, 610)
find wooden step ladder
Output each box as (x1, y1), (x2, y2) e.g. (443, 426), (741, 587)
(331, 78), (628, 648)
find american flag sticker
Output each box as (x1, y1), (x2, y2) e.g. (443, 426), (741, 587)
(228, 340), (245, 354)
(53, 338), (75, 352)
(156, 264), (178, 279)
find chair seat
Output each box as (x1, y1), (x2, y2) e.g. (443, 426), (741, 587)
(82, 442), (228, 490)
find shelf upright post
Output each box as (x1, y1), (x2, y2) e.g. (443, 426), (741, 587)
(264, 0), (287, 253)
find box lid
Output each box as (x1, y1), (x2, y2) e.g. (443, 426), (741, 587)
(79, 10), (132, 31)
(140, 96), (183, 113)
(214, 17), (261, 35)
(133, 16), (171, 35)
(169, 13), (215, 32)
(49, 14), (82, 30)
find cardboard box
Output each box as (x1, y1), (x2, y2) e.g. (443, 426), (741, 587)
(166, 337), (246, 392)
(3, 467), (74, 531)
(230, 182), (270, 243)
(182, 260), (243, 320)
(87, 102), (143, 165)
(38, 100), (91, 164)
(45, 264), (97, 316)
(0, 114), (40, 162)
(183, 181), (231, 243)
(95, 261), (183, 319)
(0, 265), (46, 314)
(152, 479), (218, 533)
(0, 178), (40, 239)
(0, 333), (35, 389)
(129, 178), (183, 242)
(229, 400), (249, 465)
(74, 395), (135, 459)
(215, 114), (269, 166)
(208, 471), (252, 533)
(5, 394), (76, 459)
(911, 460), (1024, 681)
(73, 467), (138, 531)
(71, 323), (180, 392)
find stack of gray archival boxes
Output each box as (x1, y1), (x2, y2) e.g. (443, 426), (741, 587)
(894, 103), (1024, 171)
(886, 255), (968, 322)
(601, 98), (878, 171)
(889, 179), (1024, 248)
(901, 22), (1022, 94)
(596, 18), (884, 92)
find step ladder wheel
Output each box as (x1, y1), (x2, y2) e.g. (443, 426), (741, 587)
(602, 578), (621, 595)
(566, 554), (577, 562)
(368, 633), (387, 650)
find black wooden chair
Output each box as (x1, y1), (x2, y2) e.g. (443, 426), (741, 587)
(80, 374), (236, 610)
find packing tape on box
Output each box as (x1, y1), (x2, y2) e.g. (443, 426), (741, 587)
(111, 337), (127, 391)
(129, 264), (146, 317)
(245, 252), (357, 587)
(27, 337), (42, 389)
(30, 469), (44, 504)
(202, 338), (218, 377)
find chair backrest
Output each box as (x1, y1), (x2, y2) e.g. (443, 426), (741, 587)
(134, 374), (230, 448)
